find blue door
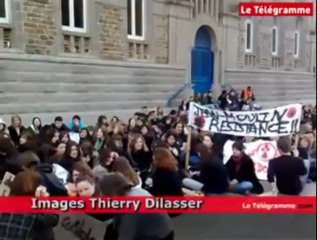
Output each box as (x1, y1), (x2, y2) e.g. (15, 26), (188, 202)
(191, 26), (214, 94)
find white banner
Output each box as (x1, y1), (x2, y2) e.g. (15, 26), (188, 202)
(54, 214), (109, 240)
(223, 140), (280, 180)
(188, 102), (302, 137)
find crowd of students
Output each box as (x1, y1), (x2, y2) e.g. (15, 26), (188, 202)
(0, 97), (316, 240)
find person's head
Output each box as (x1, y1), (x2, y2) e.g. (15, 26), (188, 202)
(156, 106), (164, 115)
(32, 117), (42, 128)
(79, 128), (90, 139)
(65, 141), (80, 160)
(174, 122), (184, 135)
(110, 157), (140, 186)
(59, 131), (69, 144)
(18, 151), (40, 170)
(75, 174), (95, 197)
(153, 148), (178, 172)
(11, 115), (22, 128)
(140, 125), (150, 136)
(54, 116), (63, 129)
(111, 116), (119, 124)
(99, 148), (116, 168)
(247, 86), (252, 91)
(52, 130), (60, 144)
(165, 130), (178, 147)
(19, 130), (35, 146)
(128, 118), (136, 128)
(277, 137), (292, 154)
(95, 127), (107, 141)
(0, 118), (6, 132)
(97, 115), (108, 126)
(232, 140), (245, 160)
(195, 143), (211, 163)
(201, 133), (214, 149)
(80, 141), (94, 164)
(71, 161), (94, 183)
(129, 134), (148, 152)
(99, 173), (131, 196)
(56, 140), (67, 158)
(9, 170), (42, 196)
(72, 115), (81, 126)
(136, 118), (144, 127)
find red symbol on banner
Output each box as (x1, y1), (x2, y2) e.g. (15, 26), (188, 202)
(287, 107), (297, 119)
(256, 143), (278, 162)
(255, 163), (267, 173)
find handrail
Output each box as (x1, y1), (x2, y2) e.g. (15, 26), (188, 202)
(167, 83), (193, 107)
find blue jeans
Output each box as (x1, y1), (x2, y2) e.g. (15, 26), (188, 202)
(231, 181), (253, 194)
(300, 159), (311, 187)
(182, 178), (203, 191)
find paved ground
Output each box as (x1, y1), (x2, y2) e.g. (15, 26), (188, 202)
(173, 182), (316, 240)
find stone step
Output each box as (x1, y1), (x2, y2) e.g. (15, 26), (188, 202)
(231, 82), (316, 90)
(259, 99), (315, 108)
(255, 90), (316, 98)
(0, 82), (183, 94)
(0, 106), (176, 127)
(0, 60), (186, 78)
(0, 71), (185, 85)
(0, 92), (173, 104)
(0, 100), (168, 115)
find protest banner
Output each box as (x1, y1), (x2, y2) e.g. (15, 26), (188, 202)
(223, 140), (279, 180)
(54, 214), (109, 240)
(188, 102), (302, 137)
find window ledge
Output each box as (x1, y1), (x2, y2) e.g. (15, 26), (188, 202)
(0, 22), (12, 28)
(62, 29), (90, 38)
(0, 48), (23, 54)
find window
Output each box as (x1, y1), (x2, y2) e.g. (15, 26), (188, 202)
(61, 0), (87, 32)
(272, 27), (278, 55)
(294, 31), (300, 57)
(127, 0), (145, 40)
(245, 20), (253, 53)
(0, 0), (10, 24)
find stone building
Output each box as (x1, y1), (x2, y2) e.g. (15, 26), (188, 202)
(0, 0), (315, 124)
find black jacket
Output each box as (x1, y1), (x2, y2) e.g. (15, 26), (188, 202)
(8, 126), (26, 146)
(150, 168), (183, 196)
(226, 154), (264, 194)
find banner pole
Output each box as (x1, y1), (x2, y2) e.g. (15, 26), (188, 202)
(185, 126), (192, 169)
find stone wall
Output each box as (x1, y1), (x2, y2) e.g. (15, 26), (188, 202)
(283, 31), (294, 70)
(22, 0), (57, 55)
(154, 15), (169, 64)
(258, 27), (271, 69)
(98, 4), (125, 60)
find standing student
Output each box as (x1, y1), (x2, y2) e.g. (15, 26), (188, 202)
(268, 137), (307, 195)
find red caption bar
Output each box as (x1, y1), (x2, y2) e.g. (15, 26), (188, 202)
(0, 196), (315, 213)
(239, 2), (314, 17)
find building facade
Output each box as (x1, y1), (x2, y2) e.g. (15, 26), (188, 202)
(0, 0), (316, 124)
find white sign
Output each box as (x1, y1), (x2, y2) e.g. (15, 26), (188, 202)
(70, 133), (80, 144)
(188, 102), (302, 137)
(223, 140), (280, 180)
(0, 172), (15, 196)
(54, 214), (110, 240)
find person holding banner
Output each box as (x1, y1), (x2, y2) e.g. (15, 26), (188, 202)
(226, 141), (264, 195)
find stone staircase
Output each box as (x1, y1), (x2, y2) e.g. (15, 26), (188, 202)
(224, 69), (316, 108)
(0, 53), (187, 125)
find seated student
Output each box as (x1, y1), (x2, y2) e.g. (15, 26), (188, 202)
(268, 137), (307, 195)
(240, 86), (256, 110)
(183, 144), (229, 195)
(226, 141), (264, 195)
(99, 173), (174, 240)
(150, 148), (183, 197)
